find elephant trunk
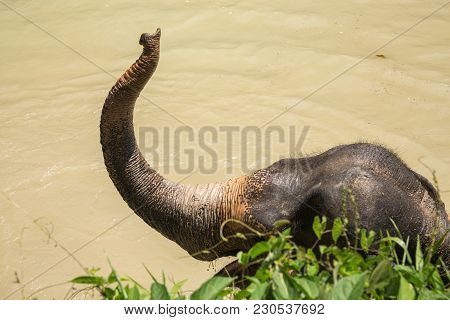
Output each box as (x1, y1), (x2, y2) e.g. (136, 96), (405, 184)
(100, 29), (253, 260)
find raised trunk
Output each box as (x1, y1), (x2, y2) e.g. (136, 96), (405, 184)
(100, 29), (253, 260)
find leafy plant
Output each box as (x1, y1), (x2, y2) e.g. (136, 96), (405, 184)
(70, 262), (234, 300)
(228, 217), (449, 300)
(69, 216), (449, 300)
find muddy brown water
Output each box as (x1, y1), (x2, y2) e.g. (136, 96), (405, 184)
(1, 0), (449, 299)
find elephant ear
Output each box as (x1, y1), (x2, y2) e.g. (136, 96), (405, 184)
(246, 162), (323, 228)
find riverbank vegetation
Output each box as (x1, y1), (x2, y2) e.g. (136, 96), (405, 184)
(70, 214), (449, 300)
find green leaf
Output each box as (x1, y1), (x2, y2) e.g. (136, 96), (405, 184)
(394, 265), (424, 288)
(415, 236), (423, 271)
(190, 277), (234, 300)
(438, 257), (450, 283)
(361, 229), (376, 253)
(274, 219), (291, 229)
(401, 236), (411, 265)
(128, 285), (140, 300)
(293, 278), (319, 299)
(319, 245), (328, 255)
(389, 218), (403, 238)
(369, 259), (393, 291)
(367, 231), (376, 249)
(248, 242), (270, 259)
(86, 267), (101, 275)
(417, 289), (449, 300)
(70, 276), (105, 285)
(281, 227), (292, 237)
(234, 289), (250, 300)
(108, 259), (127, 299)
(321, 216), (327, 232)
(360, 229), (368, 252)
(306, 261), (320, 277)
(306, 249), (319, 276)
(250, 282), (269, 300)
(429, 268), (444, 291)
(312, 216), (321, 240)
(170, 279), (187, 299)
(380, 237), (412, 264)
(332, 218), (343, 243)
(397, 276), (416, 300)
(107, 271), (117, 284)
(331, 273), (367, 300)
(429, 230), (449, 258)
(151, 282), (170, 300)
(237, 251), (249, 265)
(102, 287), (115, 300)
(272, 270), (296, 300)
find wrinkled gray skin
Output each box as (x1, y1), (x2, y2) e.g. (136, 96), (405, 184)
(100, 29), (449, 267)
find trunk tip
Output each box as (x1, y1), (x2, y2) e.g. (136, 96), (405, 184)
(139, 28), (161, 47)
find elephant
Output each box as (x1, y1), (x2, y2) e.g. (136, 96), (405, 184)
(100, 29), (449, 268)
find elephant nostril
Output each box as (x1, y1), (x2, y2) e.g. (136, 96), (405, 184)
(139, 33), (149, 45)
(139, 29), (161, 46)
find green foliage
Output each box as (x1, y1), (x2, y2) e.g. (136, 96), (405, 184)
(70, 217), (449, 300)
(71, 265), (187, 300)
(191, 277), (235, 300)
(225, 220), (449, 300)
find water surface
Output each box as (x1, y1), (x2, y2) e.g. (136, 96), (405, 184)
(1, 0), (449, 298)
